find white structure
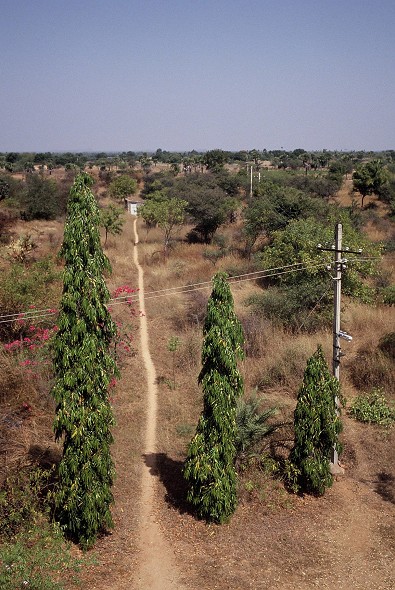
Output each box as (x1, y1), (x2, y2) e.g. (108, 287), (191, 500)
(125, 196), (144, 215)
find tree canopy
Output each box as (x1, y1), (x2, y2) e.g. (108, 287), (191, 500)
(139, 195), (187, 254)
(108, 174), (137, 200)
(353, 160), (388, 206)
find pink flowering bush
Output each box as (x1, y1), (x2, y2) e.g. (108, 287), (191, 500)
(2, 286), (137, 406)
(109, 286), (138, 371)
(3, 309), (58, 390)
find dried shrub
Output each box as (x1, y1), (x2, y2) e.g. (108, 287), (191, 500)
(177, 330), (201, 370)
(254, 345), (310, 393)
(185, 290), (208, 328)
(348, 343), (395, 393)
(379, 332), (395, 361)
(240, 314), (270, 358)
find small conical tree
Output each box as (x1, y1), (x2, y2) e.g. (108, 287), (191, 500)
(290, 345), (342, 496)
(183, 272), (244, 523)
(52, 173), (117, 549)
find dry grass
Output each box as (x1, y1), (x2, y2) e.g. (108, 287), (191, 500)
(342, 300), (394, 348)
(0, 349), (58, 482)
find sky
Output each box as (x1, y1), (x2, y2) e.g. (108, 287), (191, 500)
(1, 0), (394, 152)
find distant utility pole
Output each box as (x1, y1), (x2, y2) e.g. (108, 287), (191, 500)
(250, 164), (253, 199)
(318, 223), (361, 470)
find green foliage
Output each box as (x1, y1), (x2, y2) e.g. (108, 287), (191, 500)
(21, 174), (60, 220)
(203, 149), (227, 171)
(0, 172), (23, 203)
(202, 234), (229, 266)
(0, 257), (60, 340)
(243, 182), (329, 255)
(289, 345), (342, 496)
(256, 214), (380, 304)
(99, 205), (125, 244)
(381, 284), (395, 306)
(169, 174), (236, 243)
(353, 159), (388, 206)
(108, 174), (137, 200)
(235, 395), (277, 456)
(52, 173), (117, 549)
(246, 276), (333, 332)
(139, 196), (187, 253)
(0, 468), (52, 539)
(0, 522), (86, 590)
(349, 389), (395, 426)
(184, 272), (244, 523)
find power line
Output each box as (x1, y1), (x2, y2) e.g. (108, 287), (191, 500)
(0, 261), (313, 320)
(0, 256), (380, 325)
(106, 261), (311, 303)
(106, 262), (330, 307)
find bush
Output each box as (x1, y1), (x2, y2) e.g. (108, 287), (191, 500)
(0, 467), (52, 539)
(0, 257), (60, 340)
(246, 277), (332, 333)
(235, 395), (277, 457)
(348, 345), (395, 392)
(381, 284), (395, 306)
(379, 332), (395, 360)
(349, 389), (395, 426)
(21, 174), (60, 220)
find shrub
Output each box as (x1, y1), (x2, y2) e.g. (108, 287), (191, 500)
(378, 332), (395, 360)
(349, 389), (395, 426)
(0, 257), (60, 340)
(0, 467), (52, 539)
(381, 284), (395, 306)
(235, 395), (277, 457)
(246, 277), (332, 333)
(348, 345), (395, 392)
(184, 272), (244, 523)
(289, 345), (342, 496)
(21, 174), (60, 220)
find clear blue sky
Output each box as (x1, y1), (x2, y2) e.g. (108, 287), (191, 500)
(1, 0), (394, 152)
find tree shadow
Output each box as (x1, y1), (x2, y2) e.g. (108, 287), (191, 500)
(28, 444), (62, 469)
(374, 471), (395, 504)
(143, 452), (191, 515)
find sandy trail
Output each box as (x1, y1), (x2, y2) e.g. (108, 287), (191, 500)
(133, 218), (186, 590)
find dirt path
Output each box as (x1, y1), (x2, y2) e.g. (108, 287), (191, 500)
(133, 219), (187, 590)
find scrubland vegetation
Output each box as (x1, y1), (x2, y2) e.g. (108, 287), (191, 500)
(0, 148), (394, 588)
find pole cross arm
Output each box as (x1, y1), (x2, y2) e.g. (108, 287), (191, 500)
(317, 245), (363, 255)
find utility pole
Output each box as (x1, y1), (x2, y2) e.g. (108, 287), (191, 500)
(318, 223), (361, 471)
(331, 222), (342, 468)
(250, 164), (253, 199)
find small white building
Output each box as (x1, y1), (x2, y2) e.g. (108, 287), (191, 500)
(124, 196), (144, 215)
